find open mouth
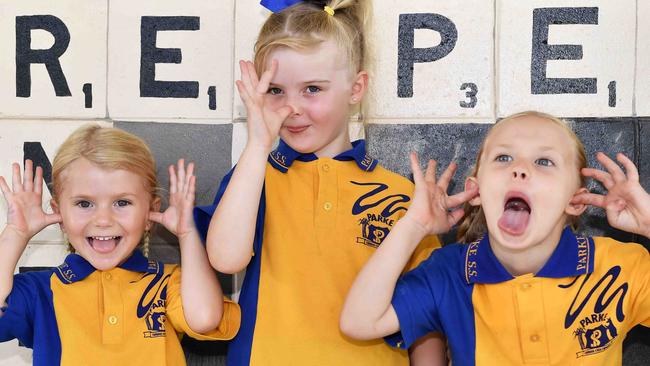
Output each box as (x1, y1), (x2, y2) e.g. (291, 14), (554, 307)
(87, 236), (122, 254)
(497, 193), (531, 236)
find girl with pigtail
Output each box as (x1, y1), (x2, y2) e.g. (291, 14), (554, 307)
(195, 0), (447, 364)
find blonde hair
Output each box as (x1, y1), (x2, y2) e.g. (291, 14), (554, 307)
(52, 124), (158, 255)
(456, 111), (588, 243)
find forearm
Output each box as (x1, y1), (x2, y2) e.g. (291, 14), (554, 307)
(341, 216), (427, 339)
(206, 144), (269, 273)
(179, 229), (224, 334)
(409, 333), (447, 366)
(0, 227), (29, 311)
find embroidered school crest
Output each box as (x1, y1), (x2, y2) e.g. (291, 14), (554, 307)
(573, 314), (618, 357)
(351, 181), (409, 248)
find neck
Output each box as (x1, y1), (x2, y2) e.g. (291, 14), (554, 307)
(489, 224), (565, 276)
(313, 134), (353, 158)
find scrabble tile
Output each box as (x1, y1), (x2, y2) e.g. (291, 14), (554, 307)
(368, 0), (495, 120)
(0, 0), (107, 118)
(108, 0), (234, 120)
(498, 0), (635, 117)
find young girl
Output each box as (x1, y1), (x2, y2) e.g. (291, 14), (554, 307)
(340, 111), (650, 365)
(193, 1), (448, 364)
(0, 125), (240, 366)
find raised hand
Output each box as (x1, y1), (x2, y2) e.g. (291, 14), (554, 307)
(571, 152), (650, 237)
(149, 159), (197, 240)
(404, 152), (479, 236)
(236, 59), (293, 151)
(0, 160), (61, 241)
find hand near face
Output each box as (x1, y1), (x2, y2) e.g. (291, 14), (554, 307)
(404, 152), (479, 236)
(571, 152), (650, 238)
(0, 160), (61, 241)
(149, 159), (197, 240)
(236, 59), (293, 151)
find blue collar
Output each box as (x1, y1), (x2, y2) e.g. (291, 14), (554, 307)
(54, 250), (163, 284)
(268, 139), (378, 173)
(463, 226), (595, 284)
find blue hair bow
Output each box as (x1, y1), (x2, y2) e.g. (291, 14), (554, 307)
(260, 0), (304, 12)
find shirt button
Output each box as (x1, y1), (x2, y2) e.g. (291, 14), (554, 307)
(104, 273), (112, 280)
(323, 202), (332, 211)
(322, 164), (330, 172)
(108, 315), (118, 325)
(521, 283), (531, 290)
(530, 334), (540, 342)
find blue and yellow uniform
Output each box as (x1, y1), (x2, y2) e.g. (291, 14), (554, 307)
(387, 226), (650, 365)
(0, 250), (240, 366)
(195, 140), (440, 366)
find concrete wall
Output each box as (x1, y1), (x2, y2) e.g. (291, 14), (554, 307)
(0, 0), (648, 364)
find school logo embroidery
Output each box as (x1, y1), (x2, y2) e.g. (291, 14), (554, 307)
(137, 266), (171, 339)
(351, 181), (409, 248)
(561, 265), (628, 358)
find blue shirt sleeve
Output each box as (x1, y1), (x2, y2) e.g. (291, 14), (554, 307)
(0, 272), (51, 347)
(385, 255), (443, 349)
(193, 166), (236, 243)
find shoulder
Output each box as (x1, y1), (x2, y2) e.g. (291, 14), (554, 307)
(14, 269), (56, 290)
(593, 236), (649, 261)
(408, 243), (466, 278)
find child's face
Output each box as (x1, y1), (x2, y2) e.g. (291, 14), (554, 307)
(472, 116), (583, 255)
(265, 39), (366, 157)
(52, 158), (153, 271)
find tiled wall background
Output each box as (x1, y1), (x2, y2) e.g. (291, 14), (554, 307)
(0, 0), (648, 364)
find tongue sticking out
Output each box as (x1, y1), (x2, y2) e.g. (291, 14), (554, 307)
(89, 237), (119, 254)
(498, 198), (531, 236)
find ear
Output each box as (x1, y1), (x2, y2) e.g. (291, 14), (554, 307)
(465, 177), (481, 206)
(566, 187), (589, 216)
(50, 199), (64, 231)
(147, 197), (162, 231)
(349, 70), (368, 105)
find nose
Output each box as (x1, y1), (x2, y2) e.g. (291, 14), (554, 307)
(511, 162), (529, 180)
(286, 94), (303, 117)
(93, 206), (113, 227)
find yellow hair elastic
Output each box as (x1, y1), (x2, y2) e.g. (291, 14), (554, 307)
(324, 5), (335, 16)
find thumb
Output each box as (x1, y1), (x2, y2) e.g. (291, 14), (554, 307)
(149, 211), (164, 224)
(45, 213), (62, 226)
(275, 105), (293, 122)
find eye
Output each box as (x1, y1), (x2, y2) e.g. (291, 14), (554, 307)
(267, 87), (283, 95)
(535, 158), (555, 167)
(495, 154), (512, 163)
(305, 85), (321, 94)
(115, 199), (132, 207)
(75, 200), (92, 208)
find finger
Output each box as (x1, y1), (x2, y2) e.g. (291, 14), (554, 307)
(447, 208), (465, 227)
(424, 160), (437, 185)
(236, 80), (251, 104)
(596, 152), (626, 183)
(12, 163), (23, 192)
(23, 160), (34, 192)
(168, 164), (177, 194)
(581, 168), (614, 190)
(570, 191), (606, 208)
(34, 166), (43, 195)
(148, 211), (164, 224)
(186, 175), (196, 202)
(184, 162), (194, 194)
(409, 152), (425, 187)
(256, 59), (277, 95)
(437, 162), (457, 192)
(177, 159), (186, 192)
(446, 187), (479, 208)
(616, 153), (639, 182)
(0, 176), (11, 198)
(247, 60), (260, 86)
(45, 213), (63, 226)
(239, 60), (254, 94)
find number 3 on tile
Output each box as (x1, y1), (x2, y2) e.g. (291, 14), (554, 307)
(460, 83), (477, 108)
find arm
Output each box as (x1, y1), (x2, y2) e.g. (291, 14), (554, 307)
(206, 60), (292, 274)
(409, 333), (447, 366)
(572, 152), (650, 238)
(340, 153), (478, 339)
(0, 161), (61, 314)
(149, 160), (222, 334)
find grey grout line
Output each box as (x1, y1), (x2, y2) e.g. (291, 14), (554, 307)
(633, 0), (639, 117)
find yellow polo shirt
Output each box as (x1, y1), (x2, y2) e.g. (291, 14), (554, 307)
(0, 250), (240, 365)
(195, 139), (440, 366)
(388, 226), (650, 365)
